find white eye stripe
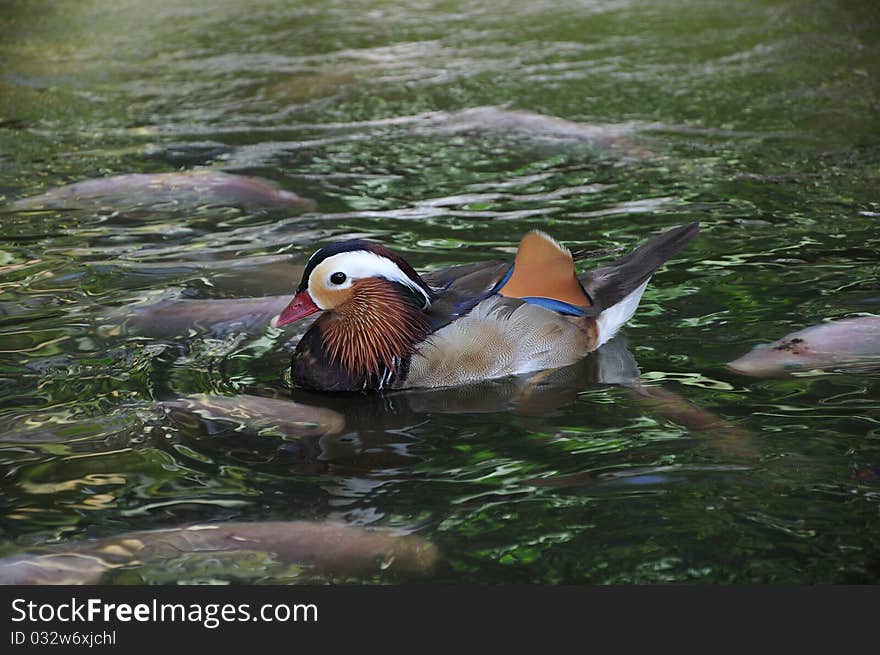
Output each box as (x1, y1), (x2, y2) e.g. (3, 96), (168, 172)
(308, 250), (430, 309)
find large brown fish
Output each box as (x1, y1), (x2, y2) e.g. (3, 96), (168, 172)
(8, 171), (314, 213)
(102, 294), (292, 338)
(161, 393), (345, 439)
(0, 521), (438, 585)
(727, 316), (880, 377)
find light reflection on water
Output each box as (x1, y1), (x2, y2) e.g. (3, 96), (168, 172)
(0, 0), (879, 583)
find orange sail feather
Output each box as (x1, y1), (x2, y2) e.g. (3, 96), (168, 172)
(498, 231), (591, 308)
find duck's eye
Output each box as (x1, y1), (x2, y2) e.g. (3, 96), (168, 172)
(330, 272), (347, 285)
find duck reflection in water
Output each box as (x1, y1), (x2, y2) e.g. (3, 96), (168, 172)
(158, 333), (755, 488)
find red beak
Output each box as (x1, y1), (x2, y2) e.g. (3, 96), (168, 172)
(270, 291), (320, 328)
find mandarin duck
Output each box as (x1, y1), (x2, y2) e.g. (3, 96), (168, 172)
(271, 223), (698, 391)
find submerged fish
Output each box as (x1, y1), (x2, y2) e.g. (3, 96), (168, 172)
(102, 294), (292, 338)
(627, 384), (758, 459)
(727, 316), (880, 377)
(7, 171), (315, 213)
(422, 106), (645, 146)
(162, 393), (345, 439)
(217, 107), (657, 170)
(167, 255), (304, 297)
(0, 521), (438, 585)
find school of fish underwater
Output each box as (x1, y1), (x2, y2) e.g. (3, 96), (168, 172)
(1, 1), (879, 584)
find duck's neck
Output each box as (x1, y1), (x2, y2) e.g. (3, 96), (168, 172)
(295, 279), (430, 391)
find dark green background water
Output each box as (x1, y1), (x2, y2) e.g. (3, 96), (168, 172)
(1, 0), (878, 583)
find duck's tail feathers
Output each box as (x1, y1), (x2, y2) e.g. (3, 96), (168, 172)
(579, 222), (699, 345)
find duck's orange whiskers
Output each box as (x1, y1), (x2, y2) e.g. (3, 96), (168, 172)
(321, 278), (430, 378)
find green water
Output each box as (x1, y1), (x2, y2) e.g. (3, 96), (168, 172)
(1, 0), (879, 583)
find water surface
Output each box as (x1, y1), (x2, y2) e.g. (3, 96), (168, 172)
(1, 0), (879, 583)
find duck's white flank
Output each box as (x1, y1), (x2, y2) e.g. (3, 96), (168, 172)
(595, 278), (650, 348)
(403, 296), (592, 388)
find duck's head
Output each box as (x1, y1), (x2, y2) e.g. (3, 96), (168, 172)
(271, 240), (434, 328)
